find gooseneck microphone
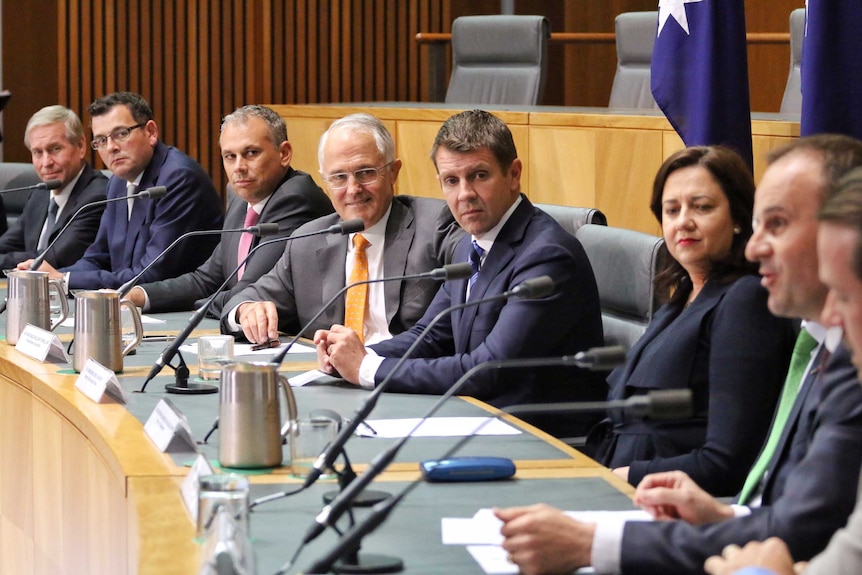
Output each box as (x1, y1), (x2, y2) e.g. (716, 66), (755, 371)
(0, 178), (63, 194)
(29, 185), (168, 270)
(302, 352), (693, 574)
(116, 222), (280, 297)
(271, 276), (556, 574)
(0, 186), (167, 316)
(137, 218), (364, 393)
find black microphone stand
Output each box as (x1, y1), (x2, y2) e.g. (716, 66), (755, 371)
(138, 219), (364, 393)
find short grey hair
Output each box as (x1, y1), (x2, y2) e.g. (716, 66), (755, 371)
(221, 105), (288, 147)
(24, 105), (85, 149)
(317, 113), (395, 170)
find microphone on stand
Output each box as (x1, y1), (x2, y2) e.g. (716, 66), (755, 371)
(0, 186), (167, 316)
(137, 218), (365, 394)
(116, 223), (280, 297)
(271, 276), (556, 574)
(300, 352), (692, 575)
(0, 178), (63, 194)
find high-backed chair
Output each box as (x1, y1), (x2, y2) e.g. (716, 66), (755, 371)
(0, 162), (41, 229)
(780, 8), (805, 114)
(575, 224), (668, 350)
(445, 15), (550, 106)
(609, 11), (659, 109)
(534, 203), (607, 236)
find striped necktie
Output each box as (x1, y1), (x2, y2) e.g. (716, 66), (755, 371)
(467, 240), (485, 299)
(37, 197), (59, 250)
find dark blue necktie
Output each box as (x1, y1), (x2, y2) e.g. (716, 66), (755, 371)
(468, 240), (485, 298)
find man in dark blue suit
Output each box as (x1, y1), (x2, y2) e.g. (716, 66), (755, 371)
(0, 105), (107, 270)
(495, 135), (862, 574)
(316, 109), (606, 437)
(23, 92), (223, 289)
(124, 105), (333, 316)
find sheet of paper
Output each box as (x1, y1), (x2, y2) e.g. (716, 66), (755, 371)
(60, 313), (165, 328)
(179, 341), (315, 356)
(288, 370), (329, 387)
(354, 417), (521, 439)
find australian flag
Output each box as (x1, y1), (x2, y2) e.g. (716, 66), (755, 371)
(801, 1), (862, 138)
(651, 0), (752, 169)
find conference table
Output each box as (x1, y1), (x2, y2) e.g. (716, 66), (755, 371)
(0, 304), (638, 574)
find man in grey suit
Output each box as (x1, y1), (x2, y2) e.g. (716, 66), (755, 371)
(703, 168), (862, 575)
(0, 105), (107, 271)
(494, 135), (862, 575)
(221, 113), (464, 342)
(125, 105), (333, 316)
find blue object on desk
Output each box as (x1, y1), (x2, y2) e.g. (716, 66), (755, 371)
(420, 456), (516, 482)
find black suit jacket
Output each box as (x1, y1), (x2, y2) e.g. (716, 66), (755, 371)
(139, 167), (333, 315)
(370, 196), (607, 437)
(0, 164), (108, 270)
(619, 344), (862, 573)
(220, 195), (465, 337)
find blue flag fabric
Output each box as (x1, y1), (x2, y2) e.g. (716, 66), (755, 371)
(801, 2), (862, 138)
(651, 0), (752, 169)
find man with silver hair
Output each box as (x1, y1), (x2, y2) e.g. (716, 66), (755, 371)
(126, 104), (333, 315)
(221, 112), (464, 342)
(0, 105), (107, 270)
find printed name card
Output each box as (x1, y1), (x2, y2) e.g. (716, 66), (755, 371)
(74, 358), (127, 404)
(181, 453), (215, 521)
(15, 324), (70, 363)
(144, 398), (197, 453)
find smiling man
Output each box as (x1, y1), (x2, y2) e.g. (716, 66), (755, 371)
(315, 109), (605, 438)
(22, 91), (224, 290)
(125, 105), (332, 315)
(220, 112), (464, 344)
(0, 105), (107, 271)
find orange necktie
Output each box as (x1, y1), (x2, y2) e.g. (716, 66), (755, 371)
(344, 234), (370, 342)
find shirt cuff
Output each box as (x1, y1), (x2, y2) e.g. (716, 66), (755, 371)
(358, 349), (383, 390)
(138, 287), (152, 312)
(730, 504), (752, 518)
(591, 519), (625, 574)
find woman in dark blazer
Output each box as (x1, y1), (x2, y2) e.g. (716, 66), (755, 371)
(595, 146), (796, 496)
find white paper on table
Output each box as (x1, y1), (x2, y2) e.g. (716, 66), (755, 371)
(288, 370), (330, 387)
(60, 313), (165, 328)
(179, 341), (315, 356)
(354, 417), (521, 439)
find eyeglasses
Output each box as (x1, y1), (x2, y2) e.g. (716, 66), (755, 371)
(322, 161), (394, 190)
(90, 123), (146, 150)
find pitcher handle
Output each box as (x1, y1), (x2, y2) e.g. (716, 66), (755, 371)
(119, 299), (144, 356)
(278, 375), (298, 441)
(47, 278), (69, 331)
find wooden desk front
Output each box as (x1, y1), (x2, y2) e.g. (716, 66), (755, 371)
(270, 103), (800, 235)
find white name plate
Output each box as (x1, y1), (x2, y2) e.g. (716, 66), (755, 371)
(181, 453), (215, 521)
(15, 324), (69, 363)
(74, 358), (127, 404)
(144, 398), (197, 453)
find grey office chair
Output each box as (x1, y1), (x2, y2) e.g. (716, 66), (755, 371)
(445, 15), (550, 106)
(780, 8), (804, 114)
(534, 203), (607, 236)
(0, 163), (41, 228)
(609, 11), (659, 109)
(575, 224), (668, 350)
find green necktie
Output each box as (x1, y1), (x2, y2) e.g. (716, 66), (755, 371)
(737, 328), (819, 505)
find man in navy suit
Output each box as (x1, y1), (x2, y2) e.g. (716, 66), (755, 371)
(22, 91), (223, 289)
(494, 135), (862, 574)
(124, 105), (333, 316)
(0, 105), (107, 270)
(316, 109), (606, 437)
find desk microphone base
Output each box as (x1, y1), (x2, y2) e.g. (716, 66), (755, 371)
(165, 381), (218, 394)
(333, 553), (403, 574)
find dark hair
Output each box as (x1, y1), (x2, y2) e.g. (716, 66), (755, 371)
(88, 92), (154, 124)
(430, 109), (517, 170)
(819, 166), (862, 280)
(650, 146), (756, 305)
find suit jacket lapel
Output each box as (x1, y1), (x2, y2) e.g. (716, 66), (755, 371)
(382, 200), (413, 325)
(223, 195), (246, 268)
(318, 231), (348, 321)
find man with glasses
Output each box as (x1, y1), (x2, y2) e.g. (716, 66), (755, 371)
(0, 105), (107, 271)
(220, 112), (464, 344)
(22, 91), (223, 290)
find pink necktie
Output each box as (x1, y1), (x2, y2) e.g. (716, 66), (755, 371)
(236, 206), (260, 280)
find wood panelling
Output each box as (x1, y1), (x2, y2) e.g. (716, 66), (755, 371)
(2, 0), (801, 193)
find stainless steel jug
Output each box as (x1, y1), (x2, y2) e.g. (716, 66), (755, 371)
(5, 270), (68, 345)
(218, 362), (298, 469)
(73, 290), (143, 372)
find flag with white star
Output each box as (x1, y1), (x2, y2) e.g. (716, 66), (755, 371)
(651, 0), (752, 168)
(801, 1), (862, 138)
